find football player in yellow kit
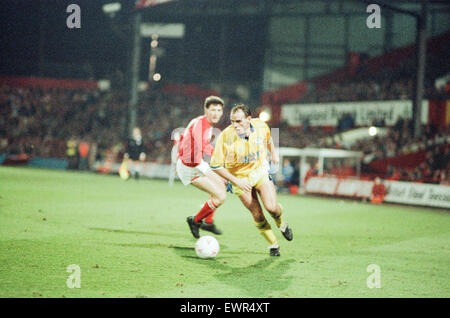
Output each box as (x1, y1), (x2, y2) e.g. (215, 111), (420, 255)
(210, 104), (293, 256)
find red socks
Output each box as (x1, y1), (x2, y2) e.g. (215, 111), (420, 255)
(204, 211), (214, 224)
(194, 199), (218, 224)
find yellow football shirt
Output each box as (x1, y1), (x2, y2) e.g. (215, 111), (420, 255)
(210, 118), (271, 177)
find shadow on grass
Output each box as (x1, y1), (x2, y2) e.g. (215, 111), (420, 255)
(172, 244), (295, 297)
(89, 227), (184, 239)
(104, 242), (234, 256)
(101, 240), (295, 296)
(101, 234), (267, 256)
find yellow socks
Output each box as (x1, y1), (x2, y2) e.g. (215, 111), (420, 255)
(254, 219), (278, 247)
(271, 203), (285, 229)
(255, 203), (287, 247)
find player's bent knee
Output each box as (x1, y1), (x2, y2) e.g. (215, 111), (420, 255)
(264, 202), (279, 214)
(211, 197), (225, 207)
(212, 192), (226, 206)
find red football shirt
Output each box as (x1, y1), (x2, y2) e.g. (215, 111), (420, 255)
(178, 115), (214, 167)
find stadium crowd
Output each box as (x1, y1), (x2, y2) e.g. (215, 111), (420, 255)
(1, 75), (448, 185)
(0, 84), (215, 167)
(299, 77), (449, 104)
(278, 115), (449, 185)
(276, 74), (449, 185)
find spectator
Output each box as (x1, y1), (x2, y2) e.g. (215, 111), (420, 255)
(304, 161), (318, 184)
(281, 159), (294, 187)
(290, 161), (300, 187)
(66, 136), (78, 170)
(78, 138), (90, 170)
(371, 177), (386, 204)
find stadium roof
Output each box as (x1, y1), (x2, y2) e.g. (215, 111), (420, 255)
(137, 0), (450, 20)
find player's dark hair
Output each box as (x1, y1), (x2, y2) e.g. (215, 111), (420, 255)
(204, 96), (225, 109)
(231, 104), (251, 117)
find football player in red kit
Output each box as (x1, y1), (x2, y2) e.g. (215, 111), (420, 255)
(176, 96), (228, 238)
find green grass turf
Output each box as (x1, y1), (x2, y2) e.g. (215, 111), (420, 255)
(0, 166), (449, 298)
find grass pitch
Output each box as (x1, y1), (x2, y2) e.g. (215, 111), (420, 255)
(0, 166), (449, 298)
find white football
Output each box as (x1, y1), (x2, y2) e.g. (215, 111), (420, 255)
(195, 235), (220, 259)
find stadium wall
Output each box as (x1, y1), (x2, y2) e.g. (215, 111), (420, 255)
(305, 176), (450, 209)
(280, 100), (430, 127)
(93, 160), (174, 180)
(28, 157), (68, 170)
(93, 159), (449, 209)
(1, 154), (68, 169)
